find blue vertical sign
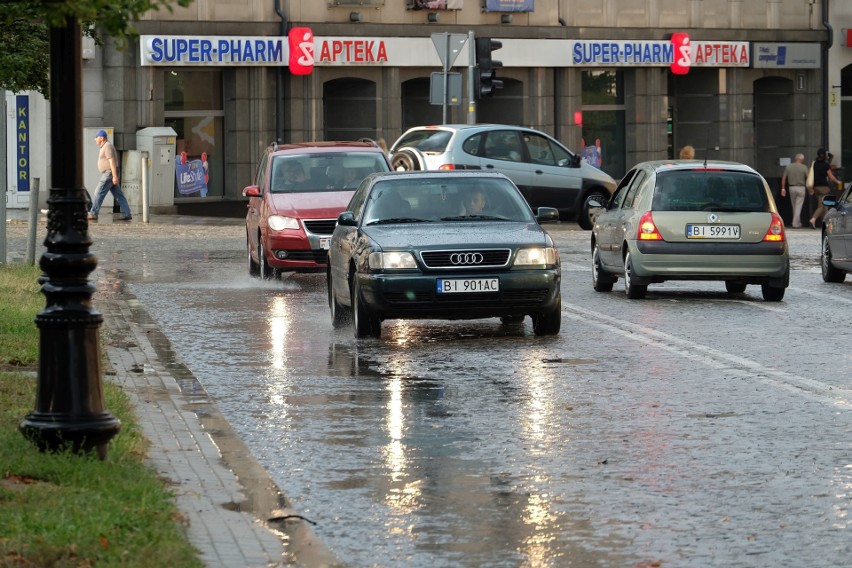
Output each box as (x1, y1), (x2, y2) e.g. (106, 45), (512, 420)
(16, 95), (30, 191)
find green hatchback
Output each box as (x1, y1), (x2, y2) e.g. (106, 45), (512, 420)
(590, 160), (789, 301)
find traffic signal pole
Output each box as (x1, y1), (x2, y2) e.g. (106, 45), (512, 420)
(467, 30), (476, 124)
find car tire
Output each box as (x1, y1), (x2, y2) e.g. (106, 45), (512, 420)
(352, 277), (381, 338)
(532, 294), (561, 336)
(258, 238), (277, 280)
(725, 281), (747, 294)
(391, 148), (420, 172)
(247, 234), (259, 277)
(821, 233), (846, 283)
(623, 251), (647, 299)
(328, 266), (350, 328)
(761, 284), (785, 302)
(579, 190), (608, 230)
(592, 244), (614, 292)
(500, 315), (525, 325)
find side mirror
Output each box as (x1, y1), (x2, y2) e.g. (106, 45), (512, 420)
(587, 198), (606, 210)
(337, 211), (357, 227)
(243, 185), (261, 197)
(536, 207), (560, 224)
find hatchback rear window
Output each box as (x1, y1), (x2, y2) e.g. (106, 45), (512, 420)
(394, 130), (452, 153)
(652, 170), (769, 212)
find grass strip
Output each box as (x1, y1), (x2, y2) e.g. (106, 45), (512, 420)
(0, 264), (203, 567)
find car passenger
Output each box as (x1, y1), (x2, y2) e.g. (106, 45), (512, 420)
(274, 161), (309, 192)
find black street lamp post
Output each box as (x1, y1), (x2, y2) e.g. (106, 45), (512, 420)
(20, 17), (121, 458)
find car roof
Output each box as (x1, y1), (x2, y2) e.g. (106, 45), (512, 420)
(634, 159), (763, 175)
(269, 141), (383, 157)
(365, 170), (513, 182)
(401, 124), (533, 132)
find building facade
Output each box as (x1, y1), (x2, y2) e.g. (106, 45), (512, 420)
(4, 0), (851, 216)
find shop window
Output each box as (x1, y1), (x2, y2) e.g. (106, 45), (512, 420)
(581, 70), (625, 178)
(842, 64), (852, 176)
(402, 78), (441, 130)
(753, 77), (794, 180)
(164, 70), (225, 199)
(478, 78), (523, 125)
(324, 78), (377, 140)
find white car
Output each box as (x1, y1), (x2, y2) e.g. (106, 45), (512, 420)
(389, 124), (617, 229)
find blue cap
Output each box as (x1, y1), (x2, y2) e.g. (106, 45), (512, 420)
(95, 129), (108, 138)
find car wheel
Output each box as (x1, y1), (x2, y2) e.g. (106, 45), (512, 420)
(579, 190), (608, 230)
(351, 277), (381, 338)
(258, 238), (277, 280)
(821, 233), (846, 283)
(592, 244), (614, 292)
(532, 294), (561, 336)
(623, 251), (647, 299)
(500, 315), (525, 325)
(328, 266), (350, 328)
(761, 284), (785, 302)
(391, 149), (420, 172)
(725, 281), (747, 294)
(247, 234), (259, 277)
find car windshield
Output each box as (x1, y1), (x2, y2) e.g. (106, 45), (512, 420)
(393, 130), (452, 153)
(652, 169), (770, 212)
(270, 153), (389, 193)
(363, 177), (534, 225)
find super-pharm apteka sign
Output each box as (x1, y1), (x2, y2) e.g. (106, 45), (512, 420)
(139, 34), (751, 70)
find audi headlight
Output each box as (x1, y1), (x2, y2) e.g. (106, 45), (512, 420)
(268, 215), (299, 231)
(514, 247), (558, 266)
(368, 251), (418, 270)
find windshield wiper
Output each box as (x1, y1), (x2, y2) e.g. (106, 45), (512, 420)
(440, 214), (511, 221)
(367, 218), (430, 225)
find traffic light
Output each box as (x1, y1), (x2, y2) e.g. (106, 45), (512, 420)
(475, 38), (503, 99)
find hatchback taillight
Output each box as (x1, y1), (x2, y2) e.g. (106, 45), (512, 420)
(762, 213), (785, 242)
(637, 211), (663, 240)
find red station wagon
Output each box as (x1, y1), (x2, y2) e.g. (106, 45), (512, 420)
(243, 141), (392, 278)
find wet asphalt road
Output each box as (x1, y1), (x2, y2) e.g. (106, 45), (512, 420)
(6, 217), (852, 566)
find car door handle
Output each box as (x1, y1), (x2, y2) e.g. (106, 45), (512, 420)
(535, 170), (544, 175)
(485, 164), (496, 169)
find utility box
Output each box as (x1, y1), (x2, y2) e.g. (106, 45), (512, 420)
(136, 127), (177, 207)
(120, 150), (143, 211)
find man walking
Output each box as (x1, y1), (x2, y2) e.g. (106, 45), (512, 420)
(89, 130), (132, 222)
(780, 153), (808, 228)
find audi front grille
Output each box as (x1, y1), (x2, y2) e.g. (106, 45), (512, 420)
(420, 249), (511, 269)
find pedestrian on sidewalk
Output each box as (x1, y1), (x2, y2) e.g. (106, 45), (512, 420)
(807, 148), (839, 229)
(89, 130), (132, 222)
(780, 153), (808, 228)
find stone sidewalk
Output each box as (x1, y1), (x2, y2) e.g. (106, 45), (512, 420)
(3, 211), (340, 567)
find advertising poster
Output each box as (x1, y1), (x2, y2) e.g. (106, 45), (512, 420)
(484, 0), (533, 12)
(581, 139), (603, 169)
(410, 0), (463, 9)
(175, 152), (209, 196)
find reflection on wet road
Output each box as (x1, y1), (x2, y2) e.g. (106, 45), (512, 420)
(106, 226), (850, 567)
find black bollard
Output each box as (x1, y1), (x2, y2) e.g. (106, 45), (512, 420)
(20, 17), (121, 459)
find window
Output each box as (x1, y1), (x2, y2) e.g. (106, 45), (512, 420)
(582, 70), (626, 179)
(622, 171), (647, 209)
(523, 133), (570, 166)
(483, 131), (523, 162)
(165, 70), (225, 199)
